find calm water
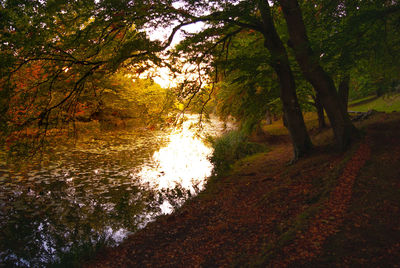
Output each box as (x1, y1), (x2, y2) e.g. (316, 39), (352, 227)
(0, 116), (226, 267)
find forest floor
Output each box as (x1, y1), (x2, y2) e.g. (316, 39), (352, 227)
(85, 111), (400, 267)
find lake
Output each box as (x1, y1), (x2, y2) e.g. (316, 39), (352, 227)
(0, 115), (228, 267)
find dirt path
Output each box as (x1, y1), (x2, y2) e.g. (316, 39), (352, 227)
(309, 114), (400, 267)
(85, 112), (400, 267)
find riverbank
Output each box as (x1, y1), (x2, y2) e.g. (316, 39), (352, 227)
(85, 111), (400, 267)
(1, 115), (227, 267)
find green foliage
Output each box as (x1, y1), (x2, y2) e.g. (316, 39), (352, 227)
(213, 32), (282, 134)
(301, 1), (400, 99)
(209, 130), (266, 176)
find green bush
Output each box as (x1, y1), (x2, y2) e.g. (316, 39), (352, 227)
(209, 130), (266, 176)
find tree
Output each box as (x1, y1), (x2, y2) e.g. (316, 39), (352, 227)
(2, 0), (398, 156)
(257, 0), (313, 158)
(0, 0), (168, 149)
(278, 0), (358, 150)
(346, 1), (400, 99)
(213, 31), (282, 135)
(159, 0), (313, 159)
(95, 70), (175, 125)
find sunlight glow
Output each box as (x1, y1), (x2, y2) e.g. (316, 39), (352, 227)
(152, 67), (177, 88)
(136, 120), (214, 194)
(145, 21), (206, 88)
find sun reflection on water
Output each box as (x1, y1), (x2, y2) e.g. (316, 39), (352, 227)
(136, 119), (214, 195)
(0, 115), (230, 265)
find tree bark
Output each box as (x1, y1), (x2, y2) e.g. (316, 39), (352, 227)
(279, 0), (358, 151)
(313, 92), (326, 130)
(265, 109), (272, 125)
(338, 74), (350, 113)
(257, 0), (313, 160)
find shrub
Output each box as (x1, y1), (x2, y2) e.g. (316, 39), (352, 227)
(209, 130), (266, 176)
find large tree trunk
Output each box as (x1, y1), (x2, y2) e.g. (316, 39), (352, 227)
(313, 92), (326, 130)
(338, 74), (350, 113)
(257, 0), (313, 160)
(278, 0), (358, 151)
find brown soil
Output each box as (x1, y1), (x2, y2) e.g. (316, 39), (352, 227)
(85, 112), (400, 267)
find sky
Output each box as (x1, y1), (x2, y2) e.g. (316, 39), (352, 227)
(145, 22), (205, 88)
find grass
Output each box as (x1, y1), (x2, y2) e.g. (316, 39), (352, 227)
(49, 236), (112, 268)
(349, 93), (400, 112)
